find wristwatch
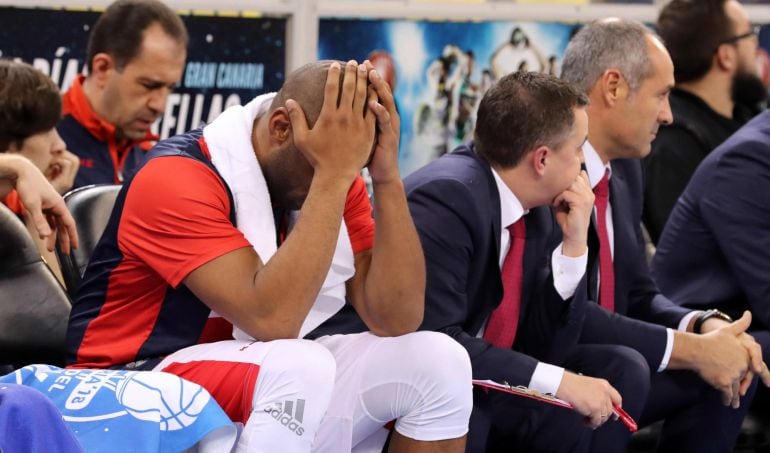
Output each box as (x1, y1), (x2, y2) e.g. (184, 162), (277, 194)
(693, 309), (733, 334)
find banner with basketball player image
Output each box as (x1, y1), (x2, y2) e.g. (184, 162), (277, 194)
(320, 19), (770, 177)
(319, 19), (579, 176)
(0, 6), (285, 141)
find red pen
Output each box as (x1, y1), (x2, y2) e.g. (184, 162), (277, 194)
(612, 404), (638, 433)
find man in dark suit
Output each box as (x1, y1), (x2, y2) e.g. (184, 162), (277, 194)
(405, 70), (650, 452)
(652, 109), (770, 403)
(561, 18), (770, 451)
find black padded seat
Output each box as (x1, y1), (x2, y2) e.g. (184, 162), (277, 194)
(56, 184), (121, 296)
(0, 203), (71, 368)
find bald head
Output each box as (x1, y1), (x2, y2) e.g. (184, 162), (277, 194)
(269, 60), (345, 129)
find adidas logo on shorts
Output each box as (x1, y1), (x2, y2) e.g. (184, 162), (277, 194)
(264, 399), (305, 436)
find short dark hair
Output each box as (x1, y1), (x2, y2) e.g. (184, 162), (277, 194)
(657, 0), (734, 83)
(474, 71), (588, 168)
(0, 60), (62, 152)
(86, 0), (188, 71)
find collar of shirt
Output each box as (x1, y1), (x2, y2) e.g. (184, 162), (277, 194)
(491, 166), (527, 228)
(583, 141), (612, 189)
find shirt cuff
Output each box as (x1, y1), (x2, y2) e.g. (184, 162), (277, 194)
(658, 328), (675, 371)
(551, 242), (587, 300)
(678, 311), (702, 332)
(529, 362), (565, 395)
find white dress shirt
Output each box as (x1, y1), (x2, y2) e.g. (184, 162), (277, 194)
(480, 168), (588, 395)
(583, 142), (696, 371)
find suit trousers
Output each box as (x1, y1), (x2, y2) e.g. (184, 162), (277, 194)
(638, 366), (756, 453)
(748, 328), (770, 412)
(474, 344), (650, 453)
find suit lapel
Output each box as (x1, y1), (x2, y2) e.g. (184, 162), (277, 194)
(519, 209), (546, 327)
(608, 162), (629, 315)
(487, 163), (504, 313)
(464, 145), (504, 314)
(587, 214), (600, 303)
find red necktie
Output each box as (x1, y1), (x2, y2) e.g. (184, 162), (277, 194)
(593, 170), (615, 312)
(484, 217), (526, 349)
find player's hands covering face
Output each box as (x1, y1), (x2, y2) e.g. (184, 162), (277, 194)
(363, 59), (402, 185)
(286, 60), (376, 184)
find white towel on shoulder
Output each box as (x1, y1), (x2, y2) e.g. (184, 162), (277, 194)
(202, 93), (355, 340)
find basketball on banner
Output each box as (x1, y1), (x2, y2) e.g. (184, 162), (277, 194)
(115, 372), (211, 431)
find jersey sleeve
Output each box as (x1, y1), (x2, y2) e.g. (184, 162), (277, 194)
(118, 156), (251, 287)
(344, 175), (375, 254)
(1, 190), (24, 216)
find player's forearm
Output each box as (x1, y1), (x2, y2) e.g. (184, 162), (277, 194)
(251, 172), (352, 336)
(363, 179), (425, 335)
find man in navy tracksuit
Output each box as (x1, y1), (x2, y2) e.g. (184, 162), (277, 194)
(58, 0), (187, 188)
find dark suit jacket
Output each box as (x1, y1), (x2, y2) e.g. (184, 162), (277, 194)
(404, 144), (587, 387)
(581, 158), (690, 371)
(652, 110), (770, 327)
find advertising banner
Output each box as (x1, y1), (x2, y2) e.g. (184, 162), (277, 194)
(319, 18), (578, 176)
(0, 7), (285, 140)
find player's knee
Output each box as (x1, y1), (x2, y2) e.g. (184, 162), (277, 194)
(396, 331), (473, 402)
(388, 332), (472, 438)
(407, 331), (470, 378)
(261, 339), (336, 391)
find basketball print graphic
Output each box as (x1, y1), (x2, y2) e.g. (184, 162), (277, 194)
(115, 372), (211, 431)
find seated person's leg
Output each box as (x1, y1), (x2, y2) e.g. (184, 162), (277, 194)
(312, 331), (472, 452)
(640, 368), (756, 452)
(484, 390), (590, 453)
(568, 344), (650, 452)
(487, 344), (649, 453)
(154, 339), (336, 453)
(748, 329), (770, 412)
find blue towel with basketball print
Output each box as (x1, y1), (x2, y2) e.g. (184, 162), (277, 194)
(0, 365), (237, 453)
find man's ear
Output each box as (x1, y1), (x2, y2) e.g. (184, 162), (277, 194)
(89, 53), (116, 87)
(599, 68), (627, 105)
(532, 145), (550, 177)
(268, 107), (292, 145)
(714, 44), (736, 72)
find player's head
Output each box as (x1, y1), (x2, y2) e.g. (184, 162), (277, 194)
(475, 70), (589, 206)
(561, 18), (674, 160)
(86, 0), (188, 141)
(259, 60), (374, 210)
(0, 60), (66, 172)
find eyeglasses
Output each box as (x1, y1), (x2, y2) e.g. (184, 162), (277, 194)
(720, 25), (761, 45)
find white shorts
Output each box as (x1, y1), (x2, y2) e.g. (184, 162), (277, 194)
(154, 331), (472, 452)
(313, 331), (472, 452)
